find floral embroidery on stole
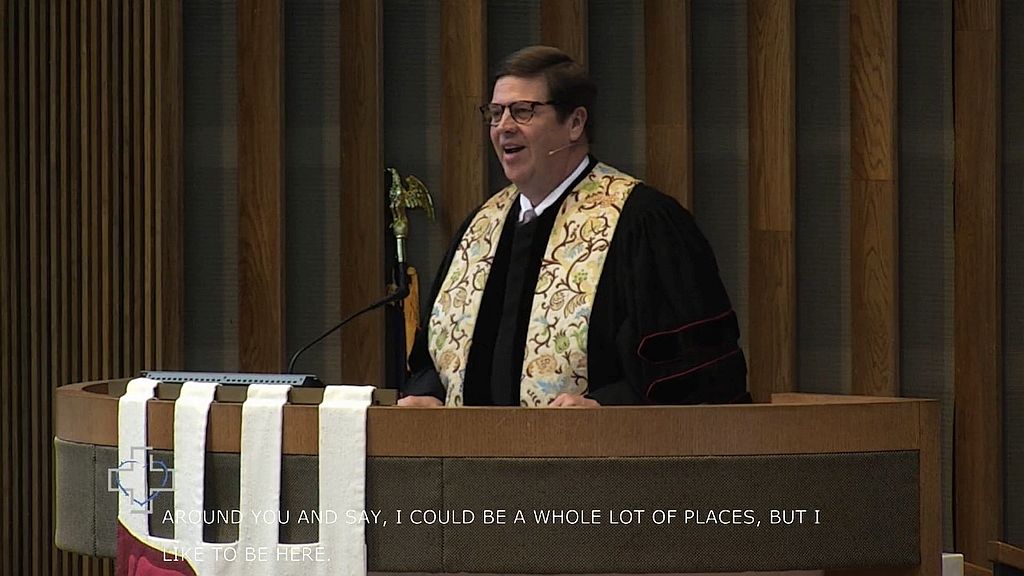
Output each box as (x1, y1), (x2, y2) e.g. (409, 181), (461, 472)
(428, 163), (638, 406)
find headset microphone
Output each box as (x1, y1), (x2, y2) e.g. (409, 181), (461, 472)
(547, 141), (578, 156)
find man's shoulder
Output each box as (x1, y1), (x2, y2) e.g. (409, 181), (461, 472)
(585, 161), (680, 211)
(621, 182), (695, 223)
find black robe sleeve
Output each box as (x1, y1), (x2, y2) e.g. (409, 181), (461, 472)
(585, 185), (748, 405)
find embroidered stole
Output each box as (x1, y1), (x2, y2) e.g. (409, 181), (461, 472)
(428, 163), (638, 406)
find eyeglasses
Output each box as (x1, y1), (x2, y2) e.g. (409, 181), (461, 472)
(479, 100), (557, 126)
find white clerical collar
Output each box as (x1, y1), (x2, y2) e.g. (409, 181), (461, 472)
(518, 156), (590, 223)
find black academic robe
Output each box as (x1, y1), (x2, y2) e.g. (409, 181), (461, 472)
(403, 160), (748, 405)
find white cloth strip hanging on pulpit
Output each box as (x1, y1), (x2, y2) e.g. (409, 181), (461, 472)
(116, 377), (159, 538)
(318, 385), (375, 572)
(237, 384), (290, 548)
(174, 381), (220, 544)
(115, 378), (374, 576)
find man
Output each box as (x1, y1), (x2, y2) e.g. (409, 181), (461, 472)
(400, 45), (746, 407)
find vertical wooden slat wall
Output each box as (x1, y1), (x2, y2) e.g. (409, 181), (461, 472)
(131, 0), (142, 383)
(441, 0), (487, 241)
(47, 0), (61, 564)
(100, 0), (110, 385)
(541, 0), (588, 68)
(339, 0), (385, 385)
(237, 0), (285, 372)
(954, 0), (1003, 566)
(643, 0), (691, 210)
(747, 0), (796, 402)
(29, 0), (42, 571)
(0, 1), (182, 574)
(849, 0), (899, 396)
(0, 0), (9, 572)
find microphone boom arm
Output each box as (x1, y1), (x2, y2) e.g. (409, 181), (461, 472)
(287, 169), (434, 375)
(286, 282), (409, 375)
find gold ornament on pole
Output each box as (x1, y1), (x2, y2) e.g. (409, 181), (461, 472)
(387, 168), (435, 266)
(386, 168), (436, 360)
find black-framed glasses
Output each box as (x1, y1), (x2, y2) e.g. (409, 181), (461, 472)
(479, 100), (557, 126)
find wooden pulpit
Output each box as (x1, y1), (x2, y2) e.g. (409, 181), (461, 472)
(53, 382), (940, 574)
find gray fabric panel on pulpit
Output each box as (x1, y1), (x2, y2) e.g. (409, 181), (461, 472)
(56, 439), (447, 569)
(365, 457), (445, 571)
(440, 453), (919, 573)
(55, 439), (919, 572)
(144, 452), (245, 543)
(109, 449), (447, 563)
(94, 443), (119, 556)
(54, 439), (97, 556)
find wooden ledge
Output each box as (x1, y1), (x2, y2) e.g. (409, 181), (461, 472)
(989, 540), (1024, 570)
(55, 381), (936, 457)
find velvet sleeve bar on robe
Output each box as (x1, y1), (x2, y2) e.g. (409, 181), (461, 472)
(585, 185), (747, 405)
(401, 182), (748, 405)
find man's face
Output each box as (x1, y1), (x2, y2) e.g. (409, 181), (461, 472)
(489, 75), (576, 197)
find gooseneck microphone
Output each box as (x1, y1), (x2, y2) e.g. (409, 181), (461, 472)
(547, 141), (578, 156)
(286, 265), (409, 374)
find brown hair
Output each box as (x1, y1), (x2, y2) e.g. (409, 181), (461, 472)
(493, 45), (596, 140)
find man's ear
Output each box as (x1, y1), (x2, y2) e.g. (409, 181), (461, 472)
(569, 107), (588, 141)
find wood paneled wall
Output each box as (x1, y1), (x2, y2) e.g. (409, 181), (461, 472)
(850, 0), (898, 396)
(747, 0), (796, 402)
(954, 0), (1003, 566)
(541, 0), (587, 68)
(339, 0), (385, 385)
(644, 0), (691, 209)
(0, 1), (182, 575)
(237, 0), (285, 372)
(440, 0), (487, 241)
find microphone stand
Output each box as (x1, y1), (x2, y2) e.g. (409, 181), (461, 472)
(286, 168), (433, 375)
(286, 267), (408, 375)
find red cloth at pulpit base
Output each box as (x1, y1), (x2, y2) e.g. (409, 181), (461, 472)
(117, 521), (197, 576)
